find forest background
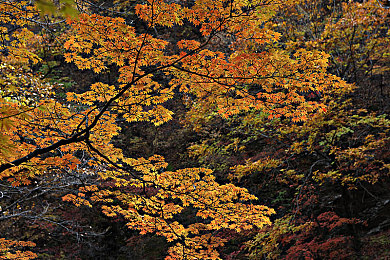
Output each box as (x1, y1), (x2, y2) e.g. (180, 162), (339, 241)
(0, 0), (389, 259)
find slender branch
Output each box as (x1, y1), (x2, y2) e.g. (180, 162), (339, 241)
(0, 134), (86, 173)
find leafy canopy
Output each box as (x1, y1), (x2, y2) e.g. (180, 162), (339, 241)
(0, 0), (353, 259)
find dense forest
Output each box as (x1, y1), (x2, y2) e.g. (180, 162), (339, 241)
(0, 0), (389, 259)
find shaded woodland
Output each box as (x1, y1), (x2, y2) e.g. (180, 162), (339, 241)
(0, 0), (389, 259)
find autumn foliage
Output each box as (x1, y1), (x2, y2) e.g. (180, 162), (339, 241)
(0, 0), (389, 259)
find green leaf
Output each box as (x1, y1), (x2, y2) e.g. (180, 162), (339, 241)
(35, 0), (56, 15)
(35, 0), (78, 17)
